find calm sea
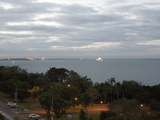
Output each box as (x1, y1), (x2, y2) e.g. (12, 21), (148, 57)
(0, 59), (160, 85)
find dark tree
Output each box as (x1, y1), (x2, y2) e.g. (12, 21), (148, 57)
(46, 67), (69, 82)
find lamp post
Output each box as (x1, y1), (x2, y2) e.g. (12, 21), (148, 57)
(51, 95), (54, 120)
(14, 86), (18, 113)
(139, 104), (145, 119)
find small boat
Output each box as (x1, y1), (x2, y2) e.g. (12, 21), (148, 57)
(96, 57), (104, 62)
(27, 57), (34, 61)
(41, 57), (45, 61)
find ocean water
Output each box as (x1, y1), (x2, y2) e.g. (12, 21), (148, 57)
(0, 59), (160, 85)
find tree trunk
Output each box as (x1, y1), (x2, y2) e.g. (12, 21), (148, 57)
(46, 109), (52, 120)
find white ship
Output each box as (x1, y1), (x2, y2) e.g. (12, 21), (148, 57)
(41, 57), (45, 61)
(96, 57), (104, 62)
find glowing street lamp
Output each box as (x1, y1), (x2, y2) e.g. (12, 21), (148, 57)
(74, 97), (78, 101)
(140, 104), (144, 108)
(62, 79), (66, 83)
(67, 84), (71, 88)
(100, 101), (104, 104)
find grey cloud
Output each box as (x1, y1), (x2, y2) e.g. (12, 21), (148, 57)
(0, 0), (160, 58)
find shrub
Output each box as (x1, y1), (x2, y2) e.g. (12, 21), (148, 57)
(79, 109), (88, 120)
(0, 114), (5, 120)
(100, 111), (116, 120)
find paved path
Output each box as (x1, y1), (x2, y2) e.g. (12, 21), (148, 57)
(0, 110), (14, 120)
(0, 101), (17, 120)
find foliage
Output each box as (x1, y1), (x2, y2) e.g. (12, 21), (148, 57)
(0, 66), (160, 120)
(0, 66), (29, 100)
(99, 111), (116, 120)
(46, 67), (69, 82)
(39, 83), (76, 119)
(0, 113), (5, 120)
(108, 99), (160, 120)
(79, 109), (88, 120)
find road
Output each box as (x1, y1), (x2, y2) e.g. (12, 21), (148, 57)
(32, 104), (110, 115)
(0, 101), (28, 120)
(0, 101), (15, 120)
(0, 110), (14, 120)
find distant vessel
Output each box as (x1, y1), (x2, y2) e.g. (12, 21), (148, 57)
(27, 57), (34, 61)
(96, 57), (104, 62)
(41, 57), (45, 61)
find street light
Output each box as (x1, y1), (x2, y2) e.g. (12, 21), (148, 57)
(62, 79), (66, 83)
(100, 101), (104, 104)
(14, 86), (18, 113)
(140, 104), (144, 108)
(74, 97), (78, 101)
(67, 84), (71, 88)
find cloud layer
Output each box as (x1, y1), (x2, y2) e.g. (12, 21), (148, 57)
(0, 0), (160, 58)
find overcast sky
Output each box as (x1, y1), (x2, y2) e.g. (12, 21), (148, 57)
(0, 0), (160, 58)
